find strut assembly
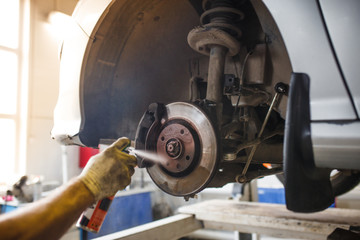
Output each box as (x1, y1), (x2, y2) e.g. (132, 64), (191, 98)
(188, 0), (243, 127)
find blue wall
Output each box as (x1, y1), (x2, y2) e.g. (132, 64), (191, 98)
(258, 188), (285, 204)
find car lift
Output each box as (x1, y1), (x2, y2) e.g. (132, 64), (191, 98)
(94, 200), (360, 240)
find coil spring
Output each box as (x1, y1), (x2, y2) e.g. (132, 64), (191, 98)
(200, 0), (244, 38)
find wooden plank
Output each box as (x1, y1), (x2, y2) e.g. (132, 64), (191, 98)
(202, 219), (347, 240)
(93, 214), (203, 240)
(178, 200), (360, 239)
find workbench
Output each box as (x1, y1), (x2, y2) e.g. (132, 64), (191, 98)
(94, 199), (360, 240)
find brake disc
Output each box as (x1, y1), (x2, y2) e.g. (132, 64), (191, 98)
(136, 102), (219, 197)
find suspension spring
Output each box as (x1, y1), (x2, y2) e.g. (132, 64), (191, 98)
(187, 0), (244, 57)
(201, 0), (244, 38)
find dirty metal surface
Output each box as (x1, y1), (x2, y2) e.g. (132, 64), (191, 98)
(156, 122), (198, 174)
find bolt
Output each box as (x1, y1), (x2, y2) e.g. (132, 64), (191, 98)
(166, 139), (181, 158)
(167, 141), (177, 152)
(275, 82), (287, 94)
(236, 174), (247, 183)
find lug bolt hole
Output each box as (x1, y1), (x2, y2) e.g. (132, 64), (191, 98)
(180, 129), (185, 135)
(186, 155), (190, 160)
(161, 136), (165, 141)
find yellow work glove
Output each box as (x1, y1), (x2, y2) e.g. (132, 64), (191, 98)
(79, 137), (137, 201)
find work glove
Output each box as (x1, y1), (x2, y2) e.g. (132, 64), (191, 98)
(79, 137), (137, 201)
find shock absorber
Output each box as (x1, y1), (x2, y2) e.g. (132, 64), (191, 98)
(187, 0), (244, 126)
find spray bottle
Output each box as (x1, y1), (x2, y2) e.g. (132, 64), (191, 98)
(77, 146), (135, 233)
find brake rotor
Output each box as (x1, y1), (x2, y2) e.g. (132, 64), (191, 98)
(146, 102), (219, 197)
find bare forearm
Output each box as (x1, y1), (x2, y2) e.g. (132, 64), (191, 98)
(0, 177), (94, 240)
(0, 137), (136, 239)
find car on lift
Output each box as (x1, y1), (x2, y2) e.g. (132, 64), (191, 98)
(52, 0), (360, 212)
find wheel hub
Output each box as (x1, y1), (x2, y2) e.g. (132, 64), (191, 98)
(157, 122), (198, 175)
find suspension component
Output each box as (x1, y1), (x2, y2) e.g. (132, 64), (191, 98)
(236, 82), (287, 183)
(188, 0), (244, 57)
(187, 0), (244, 126)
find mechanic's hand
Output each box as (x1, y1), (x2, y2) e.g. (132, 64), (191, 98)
(79, 137), (137, 201)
